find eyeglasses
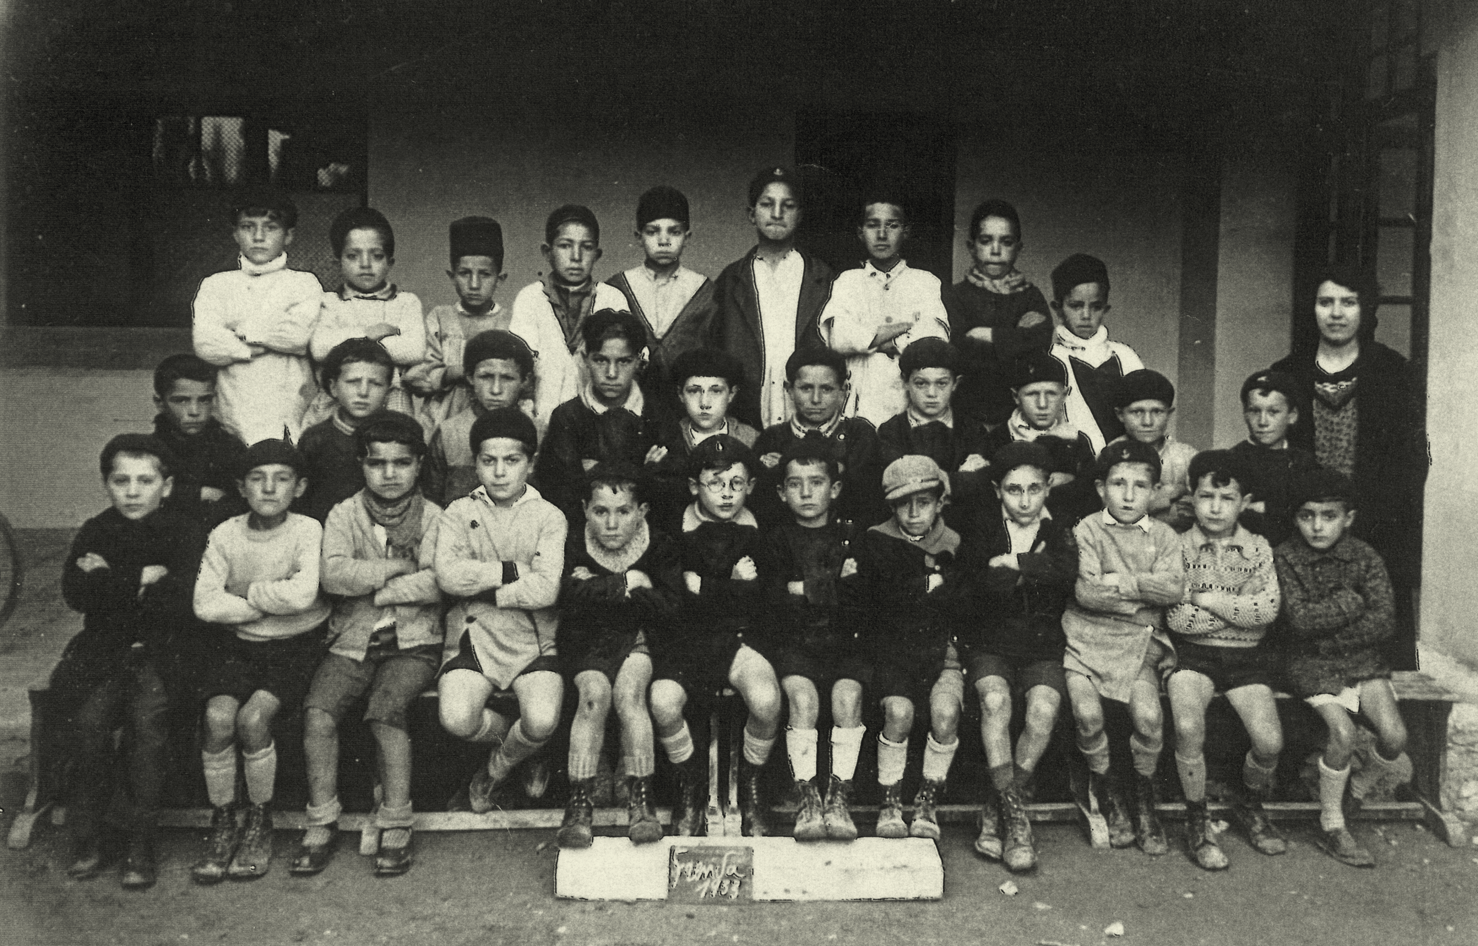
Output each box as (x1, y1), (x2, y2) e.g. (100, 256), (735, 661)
(698, 476), (750, 495)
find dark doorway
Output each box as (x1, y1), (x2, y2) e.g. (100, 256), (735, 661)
(793, 112), (957, 282)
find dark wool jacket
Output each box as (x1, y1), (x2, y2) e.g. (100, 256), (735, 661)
(153, 414), (246, 527)
(669, 514), (768, 657)
(982, 423), (1099, 526)
(877, 412), (994, 528)
(535, 395), (662, 523)
(645, 417), (761, 537)
(711, 247), (836, 429)
(752, 418), (886, 530)
(605, 270), (719, 415)
(941, 280), (1053, 424)
(1229, 440), (1322, 550)
(1270, 340), (1426, 584)
(848, 522), (963, 655)
(559, 526), (683, 661)
(756, 515), (860, 655)
(295, 417), (365, 524)
(1273, 534), (1393, 697)
(61, 507), (206, 658)
(960, 511), (1079, 662)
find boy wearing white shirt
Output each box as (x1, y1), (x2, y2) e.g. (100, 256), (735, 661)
(1047, 254), (1144, 453)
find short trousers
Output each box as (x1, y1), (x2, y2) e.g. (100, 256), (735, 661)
(1168, 640), (1278, 693)
(438, 629), (561, 682)
(774, 647), (873, 688)
(303, 645), (440, 730)
(565, 631), (650, 685)
(872, 639), (954, 703)
(653, 643), (773, 706)
(1306, 677), (1395, 714)
(200, 625), (327, 708)
(965, 650), (1068, 701)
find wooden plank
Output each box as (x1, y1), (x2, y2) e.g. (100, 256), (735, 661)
(557, 837), (943, 902)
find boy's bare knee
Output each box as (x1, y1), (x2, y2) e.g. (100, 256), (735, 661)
(981, 687), (1011, 719)
(882, 699), (914, 732)
(1023, 696), (1058, 734)
(304, 707), (338, 739)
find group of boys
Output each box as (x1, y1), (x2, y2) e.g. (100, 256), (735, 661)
(51, 175), (1412, 895)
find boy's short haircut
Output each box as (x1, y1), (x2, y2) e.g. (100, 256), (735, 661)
(1187, 449), (1249, 495)
(779, 433), (839, 483)
(748, 165), (803, 207)
(670, 347), (745, 390)
(329, 206), (395, 259)
(1114, 369), (1176, 409)
(231, 187), (298, 230)
(320, 337), (395, 389)
(1011, 350), (1068, 389)
(463, 330), (534, 381)
(237, 438), (304, 479)
(687, 434), (756, 480)
(860, 191), (907, 223)
(583, 462), (646, 505)
(581, 308), (647, 354)
(899, 337), (960, 379)
(545, 204), (600, 245)
(1050, 253), (1110, 303)
(785, 347), (847, 385)
(1292, 467), (1357, 512)
(968, 198), (1022, 241)
(637, 185), (690, 230)
(355, 411), (427, 461)
(883, 455), (950, 503)
(1096, 440), (1162, 483)
(1240, 369), (1300, 409)
(100, 433), (176, 480)
(153, 353), (217, 397)
(469, 407), (538, 458)
(449, 216), (504, 271)
(989, 441), (1052, 486)
(1310, 263), (1381, 317)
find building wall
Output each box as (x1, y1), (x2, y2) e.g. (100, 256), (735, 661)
(1423, 0), (1478, 666)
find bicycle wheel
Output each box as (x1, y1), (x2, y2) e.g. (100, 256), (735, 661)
(0, 511), (23, 630)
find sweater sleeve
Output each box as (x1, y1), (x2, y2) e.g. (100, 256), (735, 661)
(375, 510), (444, 607)
(191, 277), (254, 365)
(61, 520), (137, 616)
(494, 507), (567, 611)
(402, 309), (448, 395)
(194, 526), (265, 624)
(1192, 546), (1281, 629)
(1274, 547), (1368, 637)
(819, 276), (878, 356)
(433, 508), (504, 596)
(1072, 521), (1142, 617)
(239, 274), (321, 355)
(320, 503), (402, 597)
(246, 519), (324, 615)
(1336, 548), (1396, 650)
(381, 294), (427, 367)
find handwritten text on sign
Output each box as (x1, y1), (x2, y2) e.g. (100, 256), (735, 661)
(667, 846), (754, 903)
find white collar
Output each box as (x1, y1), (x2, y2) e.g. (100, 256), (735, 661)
(456, 302), (502, 319)
(472, 483), (543, 509)
(682, 502), (758, 532)
(580, 382), (645, 417)
(240, 253), (288, 277)
(684, 418), (729, 446)
(789, 411), (844, 440)
(1101, 508), (1153, 533)
(907, 406), (953, 428)
(1054, 324), (1109, 352)
(864, 259), (908, 282)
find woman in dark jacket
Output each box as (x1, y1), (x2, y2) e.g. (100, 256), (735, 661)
(1269, 265), (1426, 668)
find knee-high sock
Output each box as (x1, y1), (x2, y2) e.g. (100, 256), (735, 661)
(742, 726), (775, 767)
(877, 735), (908, 787)
(831, 726), (865, 782)
(786, 728), (819, 782)
(921, 735), (958, 783)
(659, 723), (695, 766)
(488, 721), (545, 784)
(202, 745), (238, 809)
(1243, 750), (1278, 794)
(1175, 751), (1206, 803)
(242, 742), (277, 806)
(1129, 732), (1163, 778)
(1318, 757), (1351, 832)
(1077, 731), (1110, 775)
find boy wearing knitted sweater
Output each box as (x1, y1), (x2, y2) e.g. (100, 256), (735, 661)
(1274, 469), (1410, 868)
(191, 190), (323, 444)
(1063, 441), (1184, 855)
(1165, 451), (1286, 871)
(435, 409), (567, 814)
(191, 440), (332, 883)
(292, 414), (443, 878)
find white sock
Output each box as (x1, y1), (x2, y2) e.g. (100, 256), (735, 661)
(786, 728), (819, 782)
(877, 735), (908, 787)
(660, 723), (694, 766)
(921, 735), (958, 783)
(1176, 751), (1206, 802)
(830, 726), (865, 781)
(242, 742), (277, 806)
(202, 745), (238, 809)
(743, 726), (775, 767)
(1318, 757), (1351, 832)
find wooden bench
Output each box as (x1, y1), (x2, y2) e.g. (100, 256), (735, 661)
(8, 670), (1470, 850)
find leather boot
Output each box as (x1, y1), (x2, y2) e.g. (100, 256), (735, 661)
(557, 779), (595, 849)
(1133, 773), (1168, 856)
(626, 776), (664, 845)
(1001, 783), (1037, 872)
(823, 776), (858, 841)
(793, 778), (826, 841)
(738, 761), (771, 838)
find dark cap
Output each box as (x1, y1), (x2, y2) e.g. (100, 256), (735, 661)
(330, 206), (394, 258)
(778, 432), (839, 479)
(1011, 350), (1068, 389)
(1051, 253), (1110, 302)
(687, 434), (756, 480)
(469, 408), (538, 456)
(237, 438), (304, 479)
(1187, 449), (1250, 494)
(989, 441), (1053, 485)
(1114, 369), (1176, 409)
(1291, 467), (1357, 511)
(355, 411), (428, 459)
(669, 347), (745, 389)
(748, 166), (803, 207)
(100, 433), (177, 480)
(1096, 439), (1162, 482)
(463, 330), (534, 380)
(636, 185), (690, 229)
(545, 204), (600, 245)
(449, 216), (504, 268)
(899, 337), (960, 379)
(1240, 369), (1301, 408)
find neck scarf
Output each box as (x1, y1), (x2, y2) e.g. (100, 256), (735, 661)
(965, 267), (1027, 295)
(240, 253), (288, 277)
(1054, 324), (1111, 361)
(362, 489), (425, 558)
(585, 519), (651, 574)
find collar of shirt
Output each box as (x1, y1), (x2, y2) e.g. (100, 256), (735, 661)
(907, 406), (953, 429)
(1283, 534), (1361, 565)
(579, 381), (645, 417)
(637, 263), (682, 287)
(1101, 508), (1153, 533)
(239, 253), (288, 277)
(683, 418), (729, 448)
(456, 301), (502, 320)
(1188, 523), (1256, 557)
(338, 283), (398, 302)
(472, 483), (543, 510)
(863, 259), (909, 286)
(1008, 408), (1076, 442)
(682, 502), (758, 532)
(1242, 437), (1288, 451)
(1054, 324), (1110, 355)
(790, 411), (845, 440)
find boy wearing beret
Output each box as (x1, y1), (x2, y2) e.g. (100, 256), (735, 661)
(1106, 369), (1199, 532)
(1230, 369), (1319, 548)
(985, 350), (1097, 522)
(1048, 254), (1144, 454)
(606, 185), (718, 407)
(425, 330), (536, 506)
